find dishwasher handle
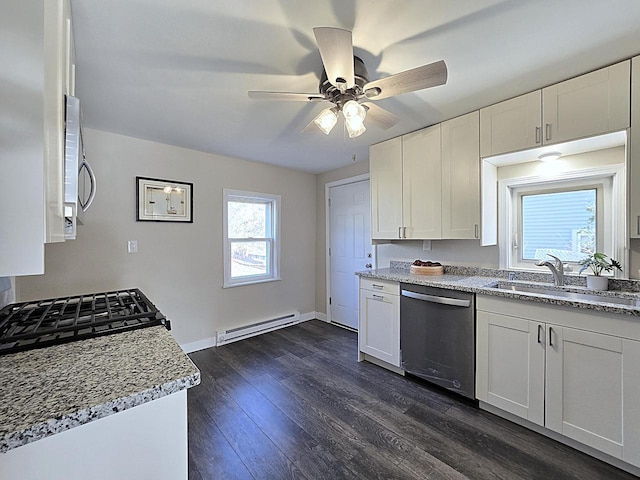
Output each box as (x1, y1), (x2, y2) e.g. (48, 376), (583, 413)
(401, 290), (471, 308)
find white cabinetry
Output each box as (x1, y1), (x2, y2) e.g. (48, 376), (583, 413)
(0, 0), (75, 276)
(480, 61), (630, 157)
(630, 56), (640, 238)
(358, 278), (400, 367)
(476, 311), (544, 425)
(370, 126), (441, 240)
(370, 137), (403, 239)
(477, 295), (640, 469)
(480, 91), (541, 157)
(441, 111), (480, 239)
(402, 126), (442, 239)
(370, 113), (480, 240)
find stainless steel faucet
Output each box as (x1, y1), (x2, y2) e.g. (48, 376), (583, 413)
(536, 254), (565, 286)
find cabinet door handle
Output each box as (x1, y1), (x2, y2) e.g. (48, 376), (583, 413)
(474, 224), (479, 239)
(372, 284), (384, 290)
(637, 215), (640, 236)
(372, 294), (384, 301)
(398, 227), (402, 239)
(535, 126), (541, 144)
(537, 324), (543, 344)
(548, 326), (554, 347)
(403, 226), (407, 238)
(545, 123), (551, 141)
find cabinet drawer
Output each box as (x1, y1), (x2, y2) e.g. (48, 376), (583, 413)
(360, 278), (399, 295)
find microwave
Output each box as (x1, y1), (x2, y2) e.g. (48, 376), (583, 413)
(64, 95), (96, 239)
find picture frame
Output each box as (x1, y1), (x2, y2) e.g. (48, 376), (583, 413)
(136, 176), (193, 223)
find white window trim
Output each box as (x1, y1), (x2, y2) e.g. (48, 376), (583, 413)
(223, 189), (281, 288)
(498, 164), (626, 275)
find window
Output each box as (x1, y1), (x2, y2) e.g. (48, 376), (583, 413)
(223, 189), (280, 287)
(499, 165), (625, 273)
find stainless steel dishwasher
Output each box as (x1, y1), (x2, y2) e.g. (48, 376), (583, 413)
(400, 283), (475, 399)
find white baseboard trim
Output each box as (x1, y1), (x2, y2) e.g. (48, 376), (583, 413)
(180, 337), (217, 354)
(315, 312), (327, 322)
(180, 311), (319, 353)
(299, 311), (317, 322)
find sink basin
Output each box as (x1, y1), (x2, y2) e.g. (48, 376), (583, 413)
(497, 283), (640, 308)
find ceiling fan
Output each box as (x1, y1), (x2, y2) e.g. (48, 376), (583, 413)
(248, 27), (448, 138)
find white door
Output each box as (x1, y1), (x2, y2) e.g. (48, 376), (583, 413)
(329, 180), (372, 329)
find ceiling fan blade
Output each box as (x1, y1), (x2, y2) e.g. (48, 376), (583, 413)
(248, 91), (327, 102)
(313, 27), (355, 89)
(362, 102), (400, 130)
(363, 60), (448, 101)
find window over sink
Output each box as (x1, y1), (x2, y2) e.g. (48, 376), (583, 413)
(223, 189), (281, 287)
(496, 157), (626, 274)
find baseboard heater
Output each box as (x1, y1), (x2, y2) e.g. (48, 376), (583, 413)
(216, 311), (301, 346)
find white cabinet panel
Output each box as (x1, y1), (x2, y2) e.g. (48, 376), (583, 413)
(623, 339), (640, 466)
(370, 137), (403, 239)
(480, 61), (630, 159)
(402, 125), (441, 239)
(442, 111), (480, 239)
(543, 61), (630, 145)
(630, 56), (640, 238)
(476, 311), (544, 425)
(359, 281), (400, 367)
(546, 326), (624, 459)
(480, 91), (542, 157)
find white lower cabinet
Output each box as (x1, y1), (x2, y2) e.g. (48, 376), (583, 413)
(358, 279), (400, 367)
(477, 295), (640, 469)
(476, 311), (545, 425)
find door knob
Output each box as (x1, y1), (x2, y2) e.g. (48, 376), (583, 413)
(365, 263), (372, 269)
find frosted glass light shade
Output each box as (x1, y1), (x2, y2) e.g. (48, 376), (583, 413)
(313, 108), (338, 135)
(342, 100), (366, 121)
(345, 117), (366, 138)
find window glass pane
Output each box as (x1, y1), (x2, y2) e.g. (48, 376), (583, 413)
(230, 241), (269, 278)
(228, 201), (267, 238)
(521, 189), (596, 262)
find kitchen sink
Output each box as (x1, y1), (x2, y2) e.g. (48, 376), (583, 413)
(497, 283), (640, 307)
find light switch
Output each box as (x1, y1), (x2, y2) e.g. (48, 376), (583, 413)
(127, 240), (138, 254)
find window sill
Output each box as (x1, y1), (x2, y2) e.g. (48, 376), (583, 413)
(222, 277), (282, 289)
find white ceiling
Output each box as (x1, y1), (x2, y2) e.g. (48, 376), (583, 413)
(70, 0), (640, 174)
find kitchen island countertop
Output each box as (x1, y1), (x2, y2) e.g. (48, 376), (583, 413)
(0, 326), (200, 453)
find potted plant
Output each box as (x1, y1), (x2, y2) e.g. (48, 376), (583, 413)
(579, 252), (622, 291)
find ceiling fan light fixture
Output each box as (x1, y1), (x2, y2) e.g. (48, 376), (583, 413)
(314, 107), (339, 135)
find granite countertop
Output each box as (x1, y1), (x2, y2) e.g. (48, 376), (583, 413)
(0, 326), (200, 453)
(358, 263), (640, 317)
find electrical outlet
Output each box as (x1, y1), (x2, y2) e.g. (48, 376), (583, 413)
(127, 240), (138, 254)
(422, 240), (432, 251)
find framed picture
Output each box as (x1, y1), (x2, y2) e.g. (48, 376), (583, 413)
(136, 176), (193, 222)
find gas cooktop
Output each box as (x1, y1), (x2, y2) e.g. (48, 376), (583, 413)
(0, 288), (170, 356)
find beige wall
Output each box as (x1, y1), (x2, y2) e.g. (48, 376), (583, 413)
(17, 129), (317, 346)
(315, 160), (370, 313)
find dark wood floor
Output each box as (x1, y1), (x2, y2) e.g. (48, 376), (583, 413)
(187, 320), (636, 480)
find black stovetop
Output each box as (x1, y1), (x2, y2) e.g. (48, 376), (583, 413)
(0, 288), (170, 356)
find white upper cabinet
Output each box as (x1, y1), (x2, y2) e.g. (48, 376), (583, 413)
(0, 0), (74, 276)
(370, 137), (403, 240)
(441, 111), (480, 239)
(371, 117), (480, 241)
(370, 127), (442, 240)
(480, 91), (542, 157)
(480, 60), (630, 158)
(543, 60), (630, 144)
(630, 56), (640, 238)
(402, 125), (442, 239)
(44, 0), (75, 244)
